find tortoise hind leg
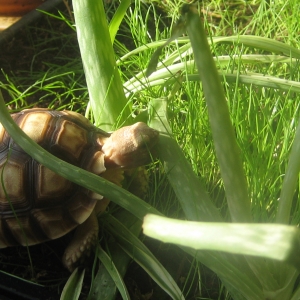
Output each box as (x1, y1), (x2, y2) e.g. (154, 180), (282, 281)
(62, 211), (99, 272)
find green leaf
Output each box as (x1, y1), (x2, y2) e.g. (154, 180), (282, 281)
(212, 35), (300, 59)
(103, 214), (185, 300)
(126, 70), (300, 96)
(149, 97), (222, 222)
(95, 246), (130, 300)
(88, 262), (117, 300)
(143, 214), (300, 266)
(73, 0), (130, 130)
(185, 5), (252, 222)
(276, 116), (300, 224)
(88, 210), (143, 300)
(60, 268), (85, 300)
(109, 0), (131, 44)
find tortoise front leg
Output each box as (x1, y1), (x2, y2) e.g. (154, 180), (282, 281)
(62, 211), (99, 272)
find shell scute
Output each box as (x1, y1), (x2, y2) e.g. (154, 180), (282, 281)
(0, 152), (30, 214)
(31, 207), (78, 240)
(4, 214), (48, 246)
(0, 123), (6, 148)
(0, 219), (17, 247)
(86, 151), (106, 174)
(66, 191), (98, 224)
(36, 164), (74, 202)
(54, 120), (88, 161)
(19, 111), (52, 144)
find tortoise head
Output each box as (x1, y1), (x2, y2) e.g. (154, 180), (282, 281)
(101, 122), (159, 168)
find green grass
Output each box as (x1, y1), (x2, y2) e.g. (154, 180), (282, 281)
(145, 1), (300, 222)
(1, 0), (300, 299)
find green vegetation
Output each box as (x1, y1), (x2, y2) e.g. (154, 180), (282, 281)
(1, 0), (300, 299)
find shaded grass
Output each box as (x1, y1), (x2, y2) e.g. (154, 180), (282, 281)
(0, 6), (85, 112)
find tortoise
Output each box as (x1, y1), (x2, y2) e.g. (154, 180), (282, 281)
(0, 108), (159, 271)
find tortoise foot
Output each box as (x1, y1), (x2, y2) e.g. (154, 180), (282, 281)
(62, 212), (99, 272)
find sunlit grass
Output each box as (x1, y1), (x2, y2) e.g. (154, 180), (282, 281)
(120, 2), (300, 297)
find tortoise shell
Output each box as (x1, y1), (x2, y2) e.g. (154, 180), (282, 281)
(0, 108), (158, 270)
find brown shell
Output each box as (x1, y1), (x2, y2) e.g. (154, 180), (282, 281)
(0, 108), (114, 247)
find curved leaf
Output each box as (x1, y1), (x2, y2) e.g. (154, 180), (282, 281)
(102, 214), (185, 300)
(60, 268), (85, 300)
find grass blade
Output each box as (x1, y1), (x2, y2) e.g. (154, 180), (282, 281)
(212, 35), (300, 59)
(95, 246), (130, 300)
(276, 118), (300, 224)
(89, 210), (144, 300)
(88, 262), (117, 300)
(120, 34), (300, 67)
(109, 0), (131, 44)
(60, 268), (85, 300)
(104, 214), (185, 300)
